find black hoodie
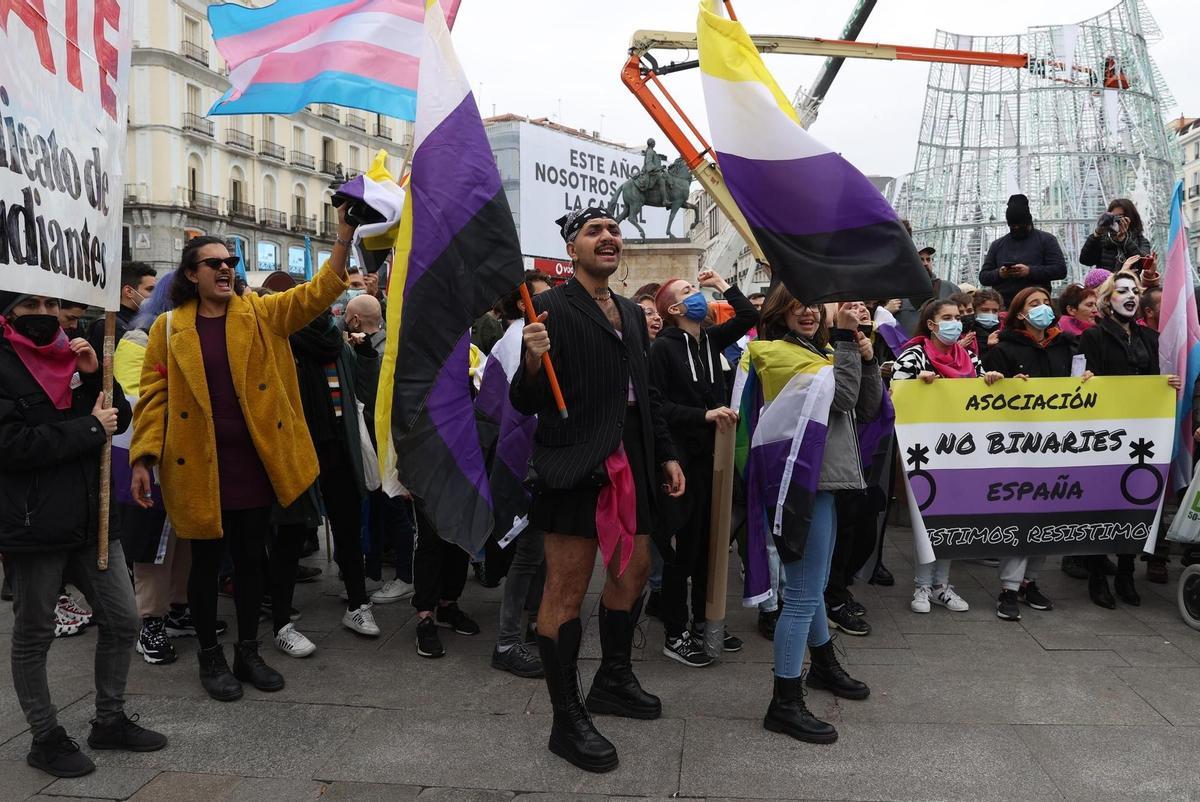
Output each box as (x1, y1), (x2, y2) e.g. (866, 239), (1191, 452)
(983, 326), (1078, 378)
(648, 285), (758, 459)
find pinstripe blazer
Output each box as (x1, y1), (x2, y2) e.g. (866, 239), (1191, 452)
(510, 278), (678, 490)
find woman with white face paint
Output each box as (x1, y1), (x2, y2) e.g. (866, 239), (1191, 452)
(1078, 271), (1183, 609)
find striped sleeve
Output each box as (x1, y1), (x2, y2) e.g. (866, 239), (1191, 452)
(891, 345), (928, 381)
(970, 350), (985, 377)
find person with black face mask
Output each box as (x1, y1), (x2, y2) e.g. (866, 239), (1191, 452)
(1, 291), (166, 778)
(979, 194), (1068, 306)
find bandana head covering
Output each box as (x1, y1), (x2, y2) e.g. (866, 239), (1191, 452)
(556, 207), (611, 244)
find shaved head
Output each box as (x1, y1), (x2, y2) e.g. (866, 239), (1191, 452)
(345, 294), (383, 334)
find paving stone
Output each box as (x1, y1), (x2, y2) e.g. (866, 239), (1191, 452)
(317, 782), (421, 801)
(679, 717), (1061, 801)
(1096, 635), (1198, 667)
(0, 759), (56, 802)
(126, 772), (239, 802)
(1016, 724), (1200, 801)
(1113, 666), (1200, 725)
(316, 708), (683, 797)
(416, 789), (515, 801)
(41, 768), (159, 800)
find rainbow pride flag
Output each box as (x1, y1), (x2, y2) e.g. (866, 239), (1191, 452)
(1157, 179), (1200, 491)
(696, 1), (930, 305)
(374, 0), (523, 552)
(207, 0), (461, 119)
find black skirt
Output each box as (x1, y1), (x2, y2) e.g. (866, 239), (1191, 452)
(529, 406), (654, 538)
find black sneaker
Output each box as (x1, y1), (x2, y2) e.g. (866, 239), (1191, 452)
(416, 617), (444, 658)
(87, 713), (167, 752)
(491, 642), (544, 678)
(996, 589), (1021, 621)
(827, 604), (871, 636)
(1018, 582), (1053, 611)
(136, 617), (177, 665)
(845, 600), (868, 618)
(758, 608), (780, 641)
(663, 633), (714, 667)
(27, 727), (94, 778)
(435, 603), (480, 635)
(165, 606), (227, 638)
(295, 565), (323, 584)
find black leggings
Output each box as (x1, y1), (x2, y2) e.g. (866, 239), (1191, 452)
(189, 507), (271, 649)
(411, 501), (469, 613)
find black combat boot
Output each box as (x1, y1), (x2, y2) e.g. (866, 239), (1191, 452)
(586, 599), (661, 719)
(806, 636), (870, 700)
(537, 618), (618, 773)
(763, 674), (838, 744)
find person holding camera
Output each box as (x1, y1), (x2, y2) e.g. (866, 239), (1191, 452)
(1080, 198), (1155, 278)
(2, 291), (167, 778)
(979, 194), (1067, 306)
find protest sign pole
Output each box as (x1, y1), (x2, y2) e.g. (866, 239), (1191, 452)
(97, 313), (116, 570)
(703, 424), (736, 659)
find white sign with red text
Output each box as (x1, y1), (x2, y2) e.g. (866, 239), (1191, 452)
(0, 0), (132, 310)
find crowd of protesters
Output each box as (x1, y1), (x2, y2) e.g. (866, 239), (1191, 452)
(2, 195), (1199, 778)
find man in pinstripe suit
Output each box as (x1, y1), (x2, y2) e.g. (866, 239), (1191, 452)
(511, 208), (685, 773)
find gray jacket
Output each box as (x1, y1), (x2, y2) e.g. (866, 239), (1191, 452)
(818, 338), (883, 492)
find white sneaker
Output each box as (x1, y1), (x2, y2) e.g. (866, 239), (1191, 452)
(342, 603), (381, 637)
(911, 585), (932, 614)
(53, 603), (84, 638)
(371, 579), (414, 605)
(932, 585), (970, 612)
(274, 622), (316, 658)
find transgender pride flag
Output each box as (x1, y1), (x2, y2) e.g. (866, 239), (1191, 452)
(1157, 179), (1200, 492)
(207, 0), (461, 119)
(696, 1), (930, 305)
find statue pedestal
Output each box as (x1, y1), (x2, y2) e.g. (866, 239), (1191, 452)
(617, 239), (705, 295)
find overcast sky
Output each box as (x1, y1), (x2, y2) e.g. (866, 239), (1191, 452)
(453, 0), (1199, 179)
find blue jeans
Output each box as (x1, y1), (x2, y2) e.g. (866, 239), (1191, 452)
(774, 491), (837, 679)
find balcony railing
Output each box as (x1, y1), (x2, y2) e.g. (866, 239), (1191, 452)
(289, 150), (315, 170)
(346, 113), (367, 132)
(124, 184), (143, 204)
(182, 112), (214, 137)
(258, 140), (285, 160)
(227, 199), (256, 221)
(185, 189), (220, 214)
(320, 104), (340, 122)
(322, 210), (338, 234)
(225, 129), (254, 150)
(319, 159), (341, 177)
(260, 209), (287, 230)
(181, 40), (209, 67)
(374, 122), (393, 141)
(291, 214), (318, 234)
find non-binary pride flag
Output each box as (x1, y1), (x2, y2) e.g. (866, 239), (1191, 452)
(696, 1), (931, 305)
(1157, 179), (1200, 491)
(375, 0), (524, 553)
(207, 0), (461, 119)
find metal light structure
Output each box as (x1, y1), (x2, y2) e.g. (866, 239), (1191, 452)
(893, 0), (1183, 287)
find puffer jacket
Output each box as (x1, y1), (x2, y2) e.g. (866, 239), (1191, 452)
(983, 327), (1078, 379)
(0, 338), (132, 552)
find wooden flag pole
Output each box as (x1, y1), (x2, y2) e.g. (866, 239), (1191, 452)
(97, 312), (116, 570)
(703, 423), (736, 659)
(518, 283), (568, 419)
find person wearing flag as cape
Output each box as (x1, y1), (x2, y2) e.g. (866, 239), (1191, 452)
(737, 287), (882, 745)
(512, 208), (685, 773)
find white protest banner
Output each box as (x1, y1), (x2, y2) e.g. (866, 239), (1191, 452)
(0, 0), (132, 310)
(517, 121), (682, 259)
(893, 375), (1176, 561)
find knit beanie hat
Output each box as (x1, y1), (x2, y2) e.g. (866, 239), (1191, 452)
(0, 291), (32, 317)
(1084, 268), (1112, 290)
(1005, 194), (1033, 227)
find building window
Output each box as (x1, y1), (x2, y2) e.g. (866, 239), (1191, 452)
(707, 204), (719, 238)
(348, 146), (360, 171)
(318, 250), (332, 266)
(257, 241), (279, 272)
(288, 245), (307, 274)
(292, 126), (305, 152)
(186, 84), (201, 116)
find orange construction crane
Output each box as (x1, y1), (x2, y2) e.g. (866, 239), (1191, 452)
(622, 1), (1030, 270)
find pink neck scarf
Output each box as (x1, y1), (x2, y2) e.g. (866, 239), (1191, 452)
(917, 335), (977, 379)
(1, 316), (77, 410)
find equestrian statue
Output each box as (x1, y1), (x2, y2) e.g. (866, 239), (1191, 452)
(606, 138), (701, 240)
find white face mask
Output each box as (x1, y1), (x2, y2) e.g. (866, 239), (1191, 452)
(1110, 279), (1139, 320)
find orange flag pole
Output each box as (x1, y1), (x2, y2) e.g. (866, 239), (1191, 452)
(518, 283), (568, 419)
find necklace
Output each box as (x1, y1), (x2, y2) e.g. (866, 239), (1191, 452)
(592, 288), (612, 301)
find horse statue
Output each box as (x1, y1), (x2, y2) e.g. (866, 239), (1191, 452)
(606, 157), (701, 240)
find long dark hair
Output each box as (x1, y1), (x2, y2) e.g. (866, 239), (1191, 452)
(1108, 198), (1144, 241)
(758, 283), (827, 346)
(170, 236), (228, 307)
(915, 298), (959, 339)
(1005, 286), (1053, 334)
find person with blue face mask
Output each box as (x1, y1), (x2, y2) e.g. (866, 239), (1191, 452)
(648, 271), (758, 667)
(892, 299), (1005, 617)
(983, 286), (1094, 620)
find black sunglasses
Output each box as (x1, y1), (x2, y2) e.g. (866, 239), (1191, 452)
(193, 256), (240, 271)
